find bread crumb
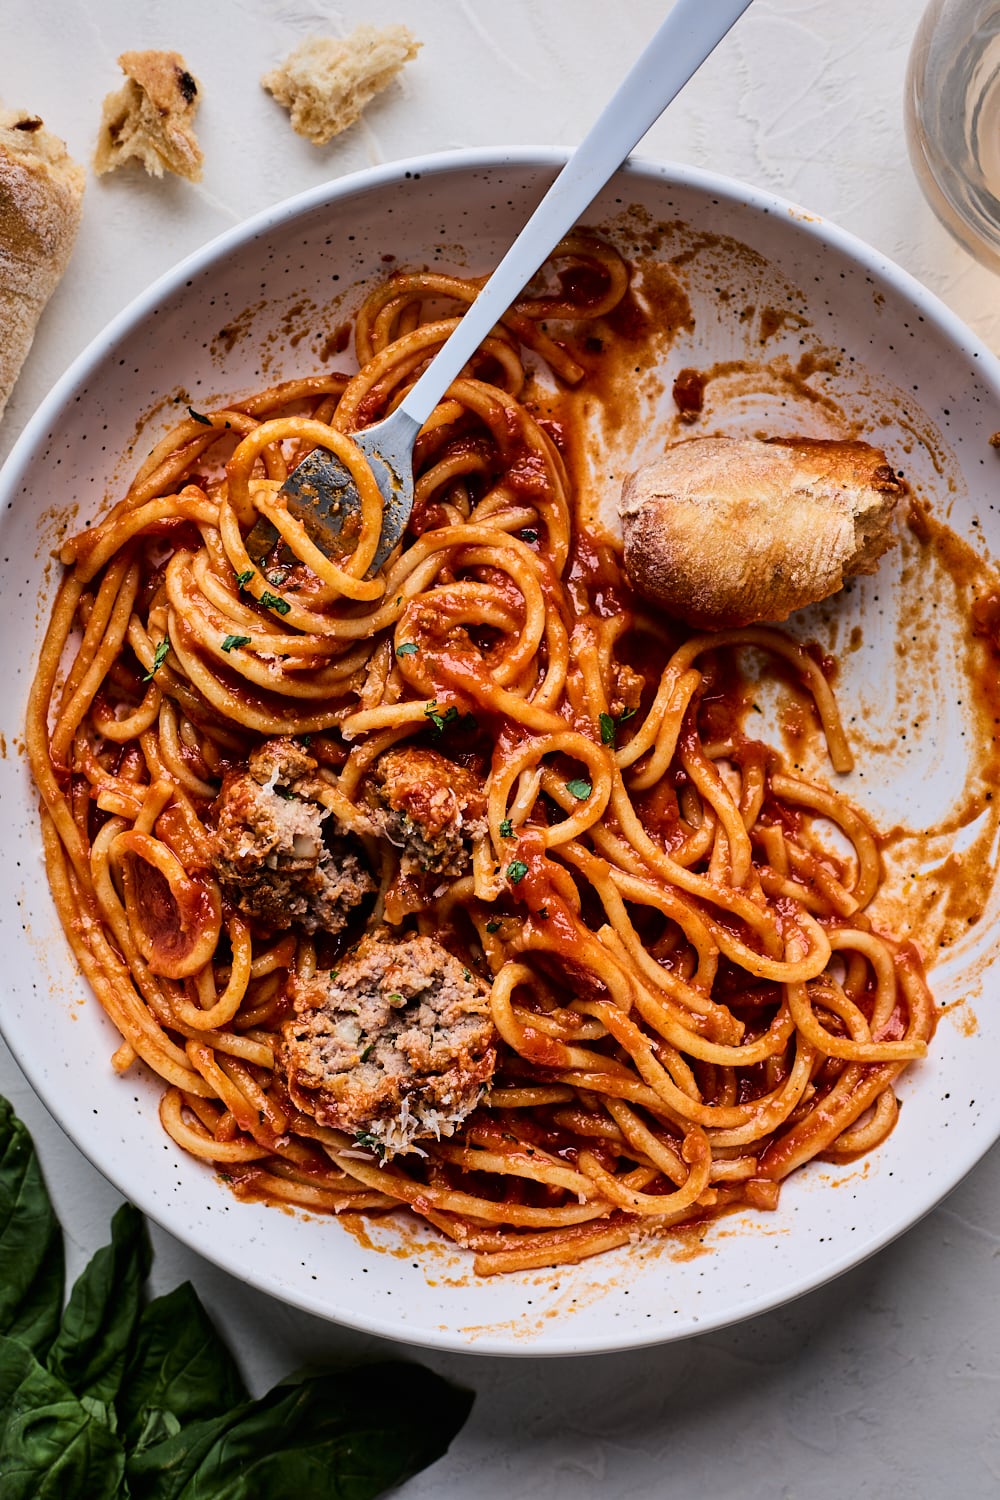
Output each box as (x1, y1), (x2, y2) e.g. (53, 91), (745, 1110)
(94, 50), (203, 182)
(262, 27), (420, 146)
(0, 109), (85, 423)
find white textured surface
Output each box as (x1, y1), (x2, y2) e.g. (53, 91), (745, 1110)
(2, 0), (1000, 1493)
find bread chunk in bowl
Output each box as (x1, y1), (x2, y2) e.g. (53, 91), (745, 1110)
(619, 435), (901, 629)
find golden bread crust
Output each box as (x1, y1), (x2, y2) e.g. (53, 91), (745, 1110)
(0, 109), (84, 422)
(619, 435), (901, 629)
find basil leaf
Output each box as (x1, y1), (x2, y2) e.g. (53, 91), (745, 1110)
(126, 1362), (473, 1500)
(117, 1282), (248, 1454)
(0, 1334), (126, 1499)
(598, 711), (616, 746)
(221, 635), (251, 654)
(47, 1203), (151, 1412)
(0, 1098), (64, 1359)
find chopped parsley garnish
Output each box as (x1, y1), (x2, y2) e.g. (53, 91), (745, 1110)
(221, 633), (251, 653)
(235, 568), (254, 590)
(424, 701), (459, 735)
(520, 528), (538, 543)
(360, 1043), (374, 1062)
(273, 784), (297, 801)
(507, 860), (528, 885)
(485, 920), (501, 933)
(386, 992), (404, 1004)
(396, 641), (419, 656)
(463, 969), (472, 982)
(142, 638), (170, 682)
(354, 1130), (386, 1159)
(566, 777), (592, 800)
(259, 589), (291, 616)
(499, 818), (514, 839)
(187, 405), (212, 425)
(599, 707), (637, 747)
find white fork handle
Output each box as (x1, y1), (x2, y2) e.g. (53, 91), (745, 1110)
(398, 0), (754, 429)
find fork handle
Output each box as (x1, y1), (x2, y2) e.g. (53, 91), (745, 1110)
(397, 0), (754, 429)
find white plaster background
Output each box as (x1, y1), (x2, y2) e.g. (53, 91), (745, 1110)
(2, 1), (1000, 1495)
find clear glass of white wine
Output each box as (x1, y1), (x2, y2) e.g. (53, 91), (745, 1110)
(906, 0), (1000, 270)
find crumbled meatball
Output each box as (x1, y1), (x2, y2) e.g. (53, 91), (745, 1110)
(366, 746), (486, 877)
(610, 662), (645, 719)
(283, 932), (497, 1157)
(210, 737), (374, 935)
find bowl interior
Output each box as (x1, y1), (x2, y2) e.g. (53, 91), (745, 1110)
(3, 150), (999, 1355)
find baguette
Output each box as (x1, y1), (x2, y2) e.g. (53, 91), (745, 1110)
(0, 110), (85, 425)
(619, 435), (901, 629)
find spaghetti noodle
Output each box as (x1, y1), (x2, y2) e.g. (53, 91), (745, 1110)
(27, 233), (935, 1275)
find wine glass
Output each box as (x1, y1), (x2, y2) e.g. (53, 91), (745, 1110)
(905, 0), (1000, 271)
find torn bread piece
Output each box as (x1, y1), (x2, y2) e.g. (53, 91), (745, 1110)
(94, 50), (203, 181)
(619, 435), (901, 629)
(0, 110), (85, 424)
(262, 26), (420, 146)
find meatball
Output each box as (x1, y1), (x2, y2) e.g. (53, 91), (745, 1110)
(282, 931), (497, 1157)
(366, 746), (486, 877)
(211, 737), (374, 935)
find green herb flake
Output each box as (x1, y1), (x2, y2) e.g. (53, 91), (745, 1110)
(386, 992), (404, 1004)
(187, 405), (212, 425)
(520, 528), (538, 543)
(221, 634), (251, 654)
(235, 568), (254, 590)
(424, 701), (459, 735)
(142, 639), (170, 682)
(259, 589), (291, 616)
(462, 969), (472, 982)
(485, 920), (501, 934)
(359, 1044), (374, 1063)
(566, 777), (592, 800)
(507, 860), (528, 885)
(354, 1130), (386, 1160)
(499, 818), (514, 839)
(599, 707), (637, 747)
(396, 642), (419, 657)
(273, 784), (296, 801)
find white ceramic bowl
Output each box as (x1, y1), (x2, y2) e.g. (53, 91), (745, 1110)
(3, 149), (999, 1356)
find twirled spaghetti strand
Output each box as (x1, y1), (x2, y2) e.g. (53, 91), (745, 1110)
(27, 233), (934, 1275)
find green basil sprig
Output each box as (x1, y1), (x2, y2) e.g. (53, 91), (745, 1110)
(0, 1097), (472, 1498)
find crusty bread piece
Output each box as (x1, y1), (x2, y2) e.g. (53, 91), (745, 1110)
(619, 435), (901, 629)
(94, 50), (203, 181)
(0, 110), (85, 425)
(262, 27), (421, 146)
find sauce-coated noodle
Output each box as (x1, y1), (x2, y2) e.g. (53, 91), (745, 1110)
(28, 235), (935, 1274)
